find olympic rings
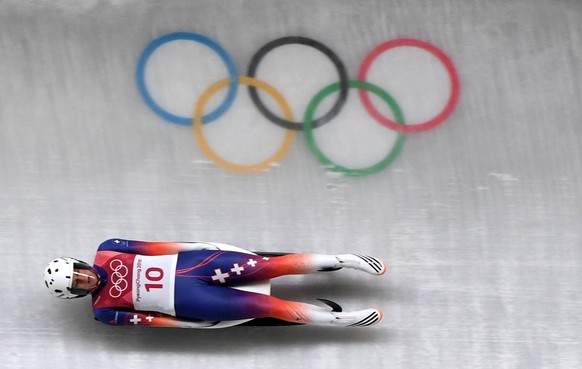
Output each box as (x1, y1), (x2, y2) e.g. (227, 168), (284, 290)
(136, 33), (461, 176)
(108, 259), (129, 298)
(136, 32), (238, 125)
(247, 36), (349, 131)
(357, 38), (460, 133)
(304, 80), (405, 177)
(193, 76), (296, 174)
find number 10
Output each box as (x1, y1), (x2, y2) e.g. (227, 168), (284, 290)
(145, 267), (164, 292)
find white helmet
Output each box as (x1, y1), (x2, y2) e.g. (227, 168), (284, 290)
(43, 257), (93, 299)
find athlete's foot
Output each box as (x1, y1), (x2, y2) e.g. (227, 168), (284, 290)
(335, 254), (386, 275)
(331, 308), (383, 327)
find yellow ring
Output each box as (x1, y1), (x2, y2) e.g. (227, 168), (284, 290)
(193, 76), (296, 174)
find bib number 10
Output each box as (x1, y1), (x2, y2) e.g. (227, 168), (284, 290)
(144, 267), (164, 292)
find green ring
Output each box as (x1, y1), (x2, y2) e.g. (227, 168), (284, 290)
(303, 80), (406, 176)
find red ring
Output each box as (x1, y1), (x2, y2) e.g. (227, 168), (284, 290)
(357, 38), (460, 133)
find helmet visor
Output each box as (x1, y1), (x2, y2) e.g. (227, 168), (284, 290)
(71, 269), (99, 295)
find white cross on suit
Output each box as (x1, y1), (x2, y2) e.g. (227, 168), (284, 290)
(212, 268), (230, 283)
(247, 259), (257, 267)
(231, 263), (245, 275)
(130, 315), (141, 325)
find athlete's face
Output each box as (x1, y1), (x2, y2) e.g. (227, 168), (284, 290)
(72, 268), (99, 291)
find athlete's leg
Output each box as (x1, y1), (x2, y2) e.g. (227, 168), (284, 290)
(173, 284), (382, 327)
(267, 253), (387, 277)
(175, 250), (385, 286)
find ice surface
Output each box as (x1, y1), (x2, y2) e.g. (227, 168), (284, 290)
(1, 0), (581, 368)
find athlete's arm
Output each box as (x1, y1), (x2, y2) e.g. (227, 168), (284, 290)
(93, 307), (217, 328)
(97, 238), (219, 255)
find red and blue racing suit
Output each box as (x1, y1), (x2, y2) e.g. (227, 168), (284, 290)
(91, 239), (323, 327)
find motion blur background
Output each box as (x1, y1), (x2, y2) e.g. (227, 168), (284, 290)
(1, 0), (581, 368)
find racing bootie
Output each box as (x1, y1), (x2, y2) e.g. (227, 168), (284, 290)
(335, 254), (386, 275)
(308, 306), (383, 327)
(331, 308), (383, 327)
(308, 300), (383, 327)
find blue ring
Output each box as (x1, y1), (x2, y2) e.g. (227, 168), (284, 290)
(136, 32), (238, 125)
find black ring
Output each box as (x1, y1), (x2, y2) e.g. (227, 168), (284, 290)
(247, 36), (349, 131)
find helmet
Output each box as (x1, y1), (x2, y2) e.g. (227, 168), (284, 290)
(43, 257), (93, 299)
